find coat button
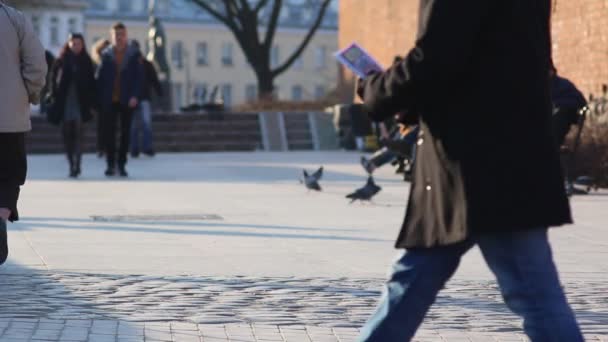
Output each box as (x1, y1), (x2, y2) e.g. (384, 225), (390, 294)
(417, 138), (424, 146)
(425, 185), (432, 191)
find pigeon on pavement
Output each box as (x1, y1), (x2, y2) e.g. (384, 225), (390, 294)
(346, 176), (382, 203)
(302, 166), (323, 192)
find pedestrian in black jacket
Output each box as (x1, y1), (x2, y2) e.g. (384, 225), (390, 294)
(48, 33), (96, 178)
(356, 1), (582, 341)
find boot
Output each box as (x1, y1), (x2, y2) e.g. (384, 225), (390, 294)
(74, 154), (82, 177)
(68, 154), (77, 178)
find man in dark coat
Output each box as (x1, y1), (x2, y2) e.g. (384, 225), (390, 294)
(356, 1), (582, 341)
(96, 22), (143, 177)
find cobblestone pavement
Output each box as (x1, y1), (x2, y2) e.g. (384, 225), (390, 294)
(1, 319), (607, 342)
(0, 272), (606, 341)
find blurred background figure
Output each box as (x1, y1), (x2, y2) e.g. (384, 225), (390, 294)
(91, 38), (111, 158)
(47, 33), (96, 178)
(130, 40), (162, 158)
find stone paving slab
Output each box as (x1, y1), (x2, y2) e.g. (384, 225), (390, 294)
(0, 272), (606, 335)
(1, 152), (606, 341)
(1, 319), (606, 342)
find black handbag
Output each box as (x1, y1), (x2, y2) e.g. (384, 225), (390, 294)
(45, 94), (62, 126)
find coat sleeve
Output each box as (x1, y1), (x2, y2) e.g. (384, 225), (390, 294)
(15, 10), (47, 105)
(361, 0), (490, 121)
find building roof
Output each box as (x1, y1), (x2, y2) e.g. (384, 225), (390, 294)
(7, 0), (88, 10)
(84, 0), (338, 30)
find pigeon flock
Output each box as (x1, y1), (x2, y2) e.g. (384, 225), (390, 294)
(301, 166), (383, 204)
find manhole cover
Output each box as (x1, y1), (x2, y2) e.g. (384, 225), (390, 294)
(91, 214), (224, 222)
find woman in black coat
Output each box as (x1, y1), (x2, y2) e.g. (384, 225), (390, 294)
(49, 33), (95, 178)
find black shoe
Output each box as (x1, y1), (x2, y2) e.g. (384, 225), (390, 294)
(69, 170), (78, 178)
(118, 166), (128, 177)
(131, 151), (140, 158)
(0, 219), (8, 265)
(143, 150), (155, 157)
(105, 167), (116, 177)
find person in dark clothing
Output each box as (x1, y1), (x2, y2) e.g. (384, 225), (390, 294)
(356, 1), (581, 341)
(39, 50), (56, 116)
(92, 39), (111, 158)
(550, 66), (587, 147)
(48, 33), (96, 178)
(130, 40), (162, 158)
(96, 23), (143, 177)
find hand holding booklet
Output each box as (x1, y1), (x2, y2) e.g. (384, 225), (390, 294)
(335, 43), (384, 79)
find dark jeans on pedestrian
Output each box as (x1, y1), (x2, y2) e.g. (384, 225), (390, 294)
(358, 228), (583, 342)
(0, 133), (27, 265)
(62, 119), (83, 174)
(103, 103), (134, 169)
(130, 100), (154, 154)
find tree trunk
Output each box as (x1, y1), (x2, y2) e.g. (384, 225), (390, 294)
(257, 71), (275, 101)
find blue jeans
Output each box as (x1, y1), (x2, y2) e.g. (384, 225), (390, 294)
(130, 100), (154, 153)
(358, 228), (583, 342)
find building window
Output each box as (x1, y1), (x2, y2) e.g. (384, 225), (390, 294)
(315, 46), (327, 69)
(50, 17), (60, 46)
(173, 83), (183, 110)
(292, 85), (304, 101)
(118, 0), (132, 12)
(31, 15), (41, 37)
(90, 0), (106, 10)
(245, 84), (257, 102)
(271, 45), (280, 68)
(221, 43), (233, 66)
(222, 84), (232, 107)
(314, 85), (326, 100)
(132, 0), (145, 12)
(68, 18), (78, 34)
(194, 83), (208, 103)
(289, 6), (304, 22)
(293, 55), (304, 70)
(196, 42), (208, 66)
(157, 0), (170, 14)
(171, 41), (184, 69)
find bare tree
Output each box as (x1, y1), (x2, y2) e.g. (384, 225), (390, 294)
(190, 0), (332, 100)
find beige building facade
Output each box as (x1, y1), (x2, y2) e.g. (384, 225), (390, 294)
(86, 20), (338, 110)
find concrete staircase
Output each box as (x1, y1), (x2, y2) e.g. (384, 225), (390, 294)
(27, 113), (263, 154)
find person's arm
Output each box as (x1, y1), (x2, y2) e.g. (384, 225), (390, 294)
(15, 10), (47, 104)
(359, 0), (490, 121)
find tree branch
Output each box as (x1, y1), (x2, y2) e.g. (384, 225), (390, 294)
(190, 0), (241, 33)
(272, 0), (331, 77)
(254, 0), (270, 13)
(263, 0), (282, 49)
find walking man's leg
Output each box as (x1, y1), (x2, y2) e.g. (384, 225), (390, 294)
(104, 108), (118, 175)
(118, 106), (134, 176)
(477, 229), (583, 342)
(141, 101), (154, 155)
(358, 240), (473, 342)
(0, 133), (28, 265)
(130, 106), (141, 157)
